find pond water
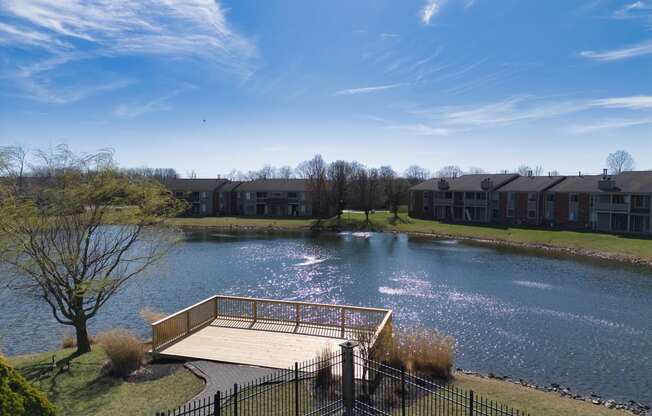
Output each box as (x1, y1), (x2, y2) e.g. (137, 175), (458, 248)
(1, 231), (651, 404)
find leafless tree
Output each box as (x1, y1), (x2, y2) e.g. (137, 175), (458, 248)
(516, 165), (532, 176)
(278, 165), (294, 179)
(380, 166), (409, 220)
(297, 155), (328, 218)
(437, 165), (463, 179)
(606, 150), (635, 174)
(0, 145), (29, 189)
(403, 165), (430, 185)
(186, 169), (198, 179)
(0, 147), (185, 355)
(466, 166), (486, 175)
(327, 160), (353, 224)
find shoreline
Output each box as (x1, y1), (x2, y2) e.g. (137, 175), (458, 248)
(166, 221), (652, 269)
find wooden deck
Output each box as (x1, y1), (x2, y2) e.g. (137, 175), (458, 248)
(159, 318), (351, 368)
(151, 296), (393, 369)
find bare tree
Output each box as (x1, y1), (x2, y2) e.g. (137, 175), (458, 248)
(437, 165), (463, 179)
(0, 146), (186, 355)
(533, 165), (544, 176)
(297, 155), (328, 218)
(350, 165), (380, 224)
(278, 165), (294, 179)
(0, 145), (29, 189)
(186, 170), (198, 179)
(380, 166), (409, 220)
(516, 165), (532, 176)
(606, 150), (635, 174)
(403, 165), (430, 186)
(327, 160), (352, 224)
(466, 166), (485, 175)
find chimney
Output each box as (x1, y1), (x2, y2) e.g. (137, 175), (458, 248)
(602, 168), (608, 178)
(578, 171), (582, 177)
(527, 170), (533, 177)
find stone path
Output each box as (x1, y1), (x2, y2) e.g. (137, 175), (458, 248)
(183, 360), (278, 405)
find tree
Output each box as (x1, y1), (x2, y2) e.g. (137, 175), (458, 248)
(403, 165), (430, 186)
(0, 146), (186, 355)
(380, 166), (409, 220)
(297, 155), (328, 218)
(327, 160), (352, 224)
(437, 165), (463, 179)
(606, 150), (635, 174)
(350, 165), (380, 224)
(516, 165), (532, 176)
(0, 145), (29, 190)
(278, 165), (294, 179)
(466, 166), (485, 175)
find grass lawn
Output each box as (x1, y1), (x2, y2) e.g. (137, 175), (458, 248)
(165, 212), (652, 263)
(452, 373), (628, 416)
(8, 347), (203, 416)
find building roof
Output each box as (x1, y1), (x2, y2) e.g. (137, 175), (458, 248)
(548, 171), (652, 193)
(218, 181), (243, 192)
(410, 174), (518, 192)
(237, 178), (309, 192)
(165, 178), (229, 192)
(498, 175), (565, 192)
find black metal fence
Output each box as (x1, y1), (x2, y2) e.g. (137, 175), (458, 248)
(156, 342), (531, 416)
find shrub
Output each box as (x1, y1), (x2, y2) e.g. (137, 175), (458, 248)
(139, 308), (166, 324)
(387, 328), (455, 380)
(96, 329), (144, 378)
(314, 347), (340, 399)
(0, 356), (56, 416)
(60, 331), (95, 349)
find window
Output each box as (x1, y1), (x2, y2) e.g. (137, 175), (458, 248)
(288, 192), (298, 198)
(546, 193), (555, 202)
(476, 192), (487, 200)
(528, 210), (536, 219)
(445, 192), (452, 199)
(507, 209), (515, 218)
(569, 193), (579, 221)
(271, 192), (282, 198)
(174, 191), (184, 197)
(465, 192), (475, 200)
(612, 195), (625, 205)
(245, 192), (252, 200)
(527, 192), (537, 202)
(256, 192), (268, 199)
(201, 192), (208, 198)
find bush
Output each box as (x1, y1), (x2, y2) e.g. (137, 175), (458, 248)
(387, 328), (455, 380)
(139, 308), (166, 324)
(96, 329), (144, 378)
(0, 356), (56, 416)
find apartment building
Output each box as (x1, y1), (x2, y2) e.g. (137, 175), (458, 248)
(216, 181), (243, 216)
(408, 174), (518, 222)
(166, 178), (229, 216)
(546, 170), (652, 234)
(237, 179), (313, 217)
(497, 173), (565, 226)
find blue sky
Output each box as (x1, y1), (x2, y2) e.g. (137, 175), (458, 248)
(1, 0), (651, 177)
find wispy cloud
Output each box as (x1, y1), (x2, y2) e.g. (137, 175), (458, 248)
(614, 1), (652, 19)
(407, 95), (652, 130)
(19, 78), (134, 104)
(591, 95), (652, 109)
(388, 123), (450, 136)
(0, 0), (256, 103)
(580, 40), (652, 61)
(569, 117), (652, 134)
(333, 83), (405, 96)
(113, 84), (196, 119)
(421, 0), (445, 24)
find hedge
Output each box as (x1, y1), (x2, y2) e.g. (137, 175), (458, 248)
(0, 356), (56, 416)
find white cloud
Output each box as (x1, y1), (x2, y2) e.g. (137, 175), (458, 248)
(389, 123), (450, 136)
(580, 40), (652, 61)
(113, 84), (196, 119)
(569, 117), (652, 134)
(0, 0), (256, 103)
(333, 83), (405, 96)
(591, 96), (652, 109)
(421, 0), (444, 24)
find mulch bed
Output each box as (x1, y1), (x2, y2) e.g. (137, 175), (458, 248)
(125, 359), (187, 383)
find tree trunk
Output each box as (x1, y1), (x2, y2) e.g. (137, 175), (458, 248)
(74, 320), (92, 355)
(393, 206), (399, 220)
(365, 210), (369, 225)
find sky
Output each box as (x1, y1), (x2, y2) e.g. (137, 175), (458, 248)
(1, 0), (651, 177)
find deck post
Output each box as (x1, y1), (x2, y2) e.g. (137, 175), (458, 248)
(340, 307), (346, 338)
(252, 300), (258, 322)
(186, 310), (191, 335)
(213, 296), (218, 319)
(340, 340), (357, 416)
(295, 303), (300, 325)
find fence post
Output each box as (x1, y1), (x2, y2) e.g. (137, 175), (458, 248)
(294, 362), (299, 416)
(340, 340), (358, 416)
(295, 303), (300, 326)
(214, 391), (220, 416)
(186, 310), (191, 335)
(401, 366), (406, 416)
(469, 390), (474, 416)
(213, 297), (218, 319)
(340, 308), (346, 338)
(234, 383), (238, 416)
(253, 300), (258, 323)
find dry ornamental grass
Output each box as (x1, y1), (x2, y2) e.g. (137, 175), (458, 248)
(96, 329), (145, 379)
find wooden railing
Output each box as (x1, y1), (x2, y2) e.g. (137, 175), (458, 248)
(151, 295), (393, 352)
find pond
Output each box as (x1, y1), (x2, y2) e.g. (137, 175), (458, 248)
(1, 230), (651, 405)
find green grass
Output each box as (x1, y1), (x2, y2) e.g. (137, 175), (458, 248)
(165, 212), (652, 263)
(450, 373), (628, 416)
(7, 347), (203, 416)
